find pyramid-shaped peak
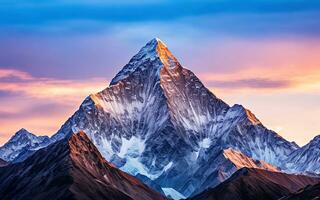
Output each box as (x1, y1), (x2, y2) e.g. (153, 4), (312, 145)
(110, 38), (181, 85)
(306, 134), (320, 146)
(16, 128), (30, 134)
(11, 128), (34, 140)
(138, 37), (172, 59)
(145, 37), (167, 48)
(139, 38), (182, 68)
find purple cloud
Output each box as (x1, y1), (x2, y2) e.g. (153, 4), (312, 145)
(207, 78), (291, 89)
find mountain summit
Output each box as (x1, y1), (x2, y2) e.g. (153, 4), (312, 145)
(285, 135), (320, 174)
(110, 38), (180, 85)
(0, 128), (50, 162)
(49, 38), (301, 198)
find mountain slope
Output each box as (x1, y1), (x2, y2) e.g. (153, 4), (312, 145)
(159, 148), (280, 197)
(50, 38), (299, 197)
(0, 131), (166, 200)
(285, 135), (320, 174)
(190, 168), (320, 200)
(281, 183), (320, 200)
(0, 158), (7, 167)
(222, 148), (279, 172)
(0, 128), (50, 162)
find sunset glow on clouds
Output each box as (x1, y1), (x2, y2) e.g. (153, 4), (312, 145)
(0, 69), (107, 101)
(0, 0), (320, 145)
(0, 69), (107, 143)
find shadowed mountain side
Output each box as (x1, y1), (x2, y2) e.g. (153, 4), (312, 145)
(0, 131), (166, 200)
(0, 158), (7, 167)
(280, 183), (320, 200)
(189, 168), (320, 200)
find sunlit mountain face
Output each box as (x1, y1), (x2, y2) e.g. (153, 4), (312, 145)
(1, 38), (319, 200)
(0, 1), (320, 200)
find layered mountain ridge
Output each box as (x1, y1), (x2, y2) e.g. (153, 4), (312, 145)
(0, 131), (166, 200)
(0, 38), (319, 199)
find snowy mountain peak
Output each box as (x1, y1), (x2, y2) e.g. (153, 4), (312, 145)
(226, 104), (261, 125)
(0, 129), (50, 162)
(152, 37), (166, 44)
(147, 37), (179, 69)
(110, 38), (181, 85)
(146, 37), (167, 48)
(16, 128), (27, 133)
(297, 135), (320, 150)
(10, 128), (37, 142)
(284, 134), (320, 174)
(309, 135), (320, 144)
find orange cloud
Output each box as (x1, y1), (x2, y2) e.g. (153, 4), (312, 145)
(182, 37), (320, 94)
(197, 65), (320, 94)
(0, 69), (107, 103)
(0, 69), (108, 144)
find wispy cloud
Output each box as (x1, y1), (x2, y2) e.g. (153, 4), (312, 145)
(198, 67), (320, 93)
(0, 69), (107, 102)
(207, 78), (291, 89)
(0, 68), (107, 144)
(0, 68), (32, 80)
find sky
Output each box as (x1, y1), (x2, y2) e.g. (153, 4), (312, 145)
(0, 0), (320, 146)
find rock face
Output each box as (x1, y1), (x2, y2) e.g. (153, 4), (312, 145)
(0, 128), (50, 162)
(285, 135), (320, 174)
(222, 148), (279, 172)
(190, 168), (320, 200)
(0, 131), (166, 200)
(49, 38), (299, 197)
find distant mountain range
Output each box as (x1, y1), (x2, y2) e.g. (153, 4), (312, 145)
(0, 38), (319, 200)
